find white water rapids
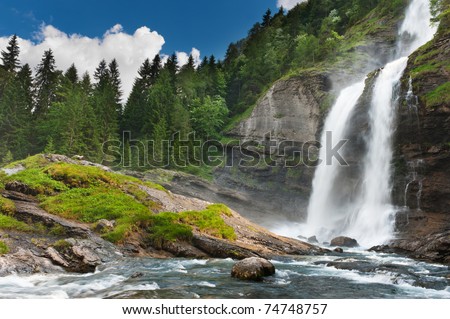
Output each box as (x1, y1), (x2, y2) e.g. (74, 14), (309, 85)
(304, 0), (438, 247)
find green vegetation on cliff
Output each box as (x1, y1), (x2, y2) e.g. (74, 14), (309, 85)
(0, 240), (9, 255)
(408, 0), (450, 108)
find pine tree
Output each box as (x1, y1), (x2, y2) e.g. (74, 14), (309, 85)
(34, 49), (57, 118)
(17, 64), (33, 112)
(94, 59), (109, 89)
(122, 58), (153, 136)
(47, 79), (100, 158)
(0, 71), (33, 159)
(149, 54), (161, 85)
(92, 59), (119, 145)
(165, 53), (178, 91)
(108, 59), (122, 105)
(1, 35), (20, 73)
(80, 72), (92, 93)
(64, 64), (79, 84)
(262, 9), (272, 27)
(1, 150), (13, 165)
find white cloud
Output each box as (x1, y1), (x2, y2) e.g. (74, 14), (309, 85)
(277, 0), (308, 10)
(176, 48), (201, 68)
(0, 24), (201, 100)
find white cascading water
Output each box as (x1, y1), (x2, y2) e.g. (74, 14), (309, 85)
(306, 81), (366, 239)
(305, 0), (437, 247)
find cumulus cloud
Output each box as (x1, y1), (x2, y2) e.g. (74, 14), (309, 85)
(277, 0), (308, 10)
(0, 24), (201, 100)
(176, 48), (201, 68)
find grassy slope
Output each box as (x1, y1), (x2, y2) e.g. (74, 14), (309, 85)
(0, 155), (236, 245)
(408, 0), (450, 108)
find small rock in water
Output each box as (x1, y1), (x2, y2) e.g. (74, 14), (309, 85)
(330, 236), (359, 248)
(334, 248), (344, 253)
(308, 236), (319, 244)
(231, 257), (275, 281)
(323, 242), (330, 246)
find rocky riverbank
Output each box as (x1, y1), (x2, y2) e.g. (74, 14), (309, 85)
(0, 154), (326, 276)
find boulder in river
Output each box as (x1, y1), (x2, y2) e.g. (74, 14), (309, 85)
(231, 257), (275, 281)
(308, 236), (319, 244)
(330, 236), (359, 248)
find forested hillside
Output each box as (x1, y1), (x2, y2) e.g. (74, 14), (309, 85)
(0, 0), (444, 173)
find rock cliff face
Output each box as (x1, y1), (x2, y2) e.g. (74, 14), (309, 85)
(215, 73), (331, 225)
(229, 74), (329, 143)
(388, 9), (450, 263)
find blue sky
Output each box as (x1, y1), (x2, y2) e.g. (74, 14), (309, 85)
(0, 0), (304, 98)
(0, 0), (282, 58)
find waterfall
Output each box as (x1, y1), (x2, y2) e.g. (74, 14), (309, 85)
(306, 81), (366, 239)
(305, 0), (437, 247)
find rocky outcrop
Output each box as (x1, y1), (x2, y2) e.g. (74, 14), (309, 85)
(231, 257), (275, 281)
(0, 154), (327, 276)
(375, 231), (450, 265)
(330, 237), (359, 248)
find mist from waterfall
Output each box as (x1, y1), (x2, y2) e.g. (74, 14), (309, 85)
(305, 0), (437, 247)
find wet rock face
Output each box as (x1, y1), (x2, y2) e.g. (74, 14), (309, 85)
(229, 74), (329, 144)
(231, 257), (275, 281)
(5, 181), (40, 196)
(330, 237), (359, 248)
(388, 23), (450, 264)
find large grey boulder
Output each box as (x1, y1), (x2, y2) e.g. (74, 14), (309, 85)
(231, 257), (275, 281)
(330, 236), (359, 248)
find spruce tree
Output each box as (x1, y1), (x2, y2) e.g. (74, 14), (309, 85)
(262, 9), (272, 27)
(34, 49), (57, 118)
(92, 59), (119, 145)
(149, 54), (161, 85)
(165, 53), (178, 91)
(64, 64), (79, 84)
(122, 58), (153, 136)
(1, 35), (20, 73)
(108, 59), (122, 105)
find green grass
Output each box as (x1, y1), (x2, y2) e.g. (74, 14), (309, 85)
(0, 240), (9, 255)
(52, 239), (72, 249)
(3, 154), (49, 169)
(2, 155), (235, 247)
(0, 197), (16, 215)
(0, 214), (33, 232)
(40, 186), (152, 243)
(147, 204), (236, 247)
(147, 212), (194, 248)
(425, 82), (450, 108)
(2, 168), (68, 195)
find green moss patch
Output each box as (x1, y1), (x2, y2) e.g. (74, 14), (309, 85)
(0, 240), (9, 255)
(0, 214), (33, 232)
(424, 82), (450, 108)
(0, 197), (16, 215)
(2, 154), (49, 170)
(147, 204), (236, 247)
(1, 155), (235, 246)
(2, 168), (68, 195)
